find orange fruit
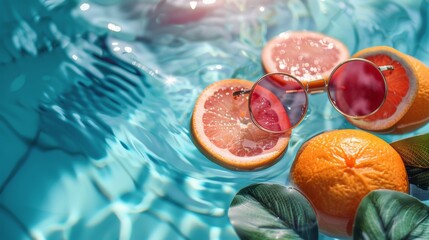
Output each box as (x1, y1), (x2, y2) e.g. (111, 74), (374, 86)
(191, 79), (290, 170)
(290, 129), (409, 238)
(261, 31), (350, 81)
(346, 46), (429, 132)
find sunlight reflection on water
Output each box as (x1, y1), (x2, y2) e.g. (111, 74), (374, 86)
(0, 0), (429, 239)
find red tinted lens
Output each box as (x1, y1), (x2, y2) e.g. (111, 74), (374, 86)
(328, 60), (386, 117)
(249, 73), (307, 133)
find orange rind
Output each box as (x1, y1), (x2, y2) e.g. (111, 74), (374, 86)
(290, 129), (409, 237)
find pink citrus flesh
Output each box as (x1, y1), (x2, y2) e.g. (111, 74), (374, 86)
(262, 31), (350, 81)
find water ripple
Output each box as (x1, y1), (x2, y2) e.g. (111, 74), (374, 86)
(1, 1), (429, 240)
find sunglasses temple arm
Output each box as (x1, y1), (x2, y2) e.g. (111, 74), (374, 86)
(379, 65), (394, 71)
(233, 89), (251, 96)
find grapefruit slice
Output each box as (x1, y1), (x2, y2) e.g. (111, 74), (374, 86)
(261, 31), (350, 81)
(191, 79), (290, 170)
(346, 46), (429, 132)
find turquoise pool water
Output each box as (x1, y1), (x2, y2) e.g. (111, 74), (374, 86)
(1, 0), (429, 239)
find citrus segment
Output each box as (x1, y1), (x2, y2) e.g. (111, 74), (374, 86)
(261, 31), (350, 81)
(346, 46), (429, 132)
(250, 84), (291, 132)
(290, 129), (409, 237)
(191, 79), (290, 170)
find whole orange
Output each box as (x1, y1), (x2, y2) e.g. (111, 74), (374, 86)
(290, 129), (409, 238)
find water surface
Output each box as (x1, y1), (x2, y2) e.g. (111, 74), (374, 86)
(1, 0), (429, 239)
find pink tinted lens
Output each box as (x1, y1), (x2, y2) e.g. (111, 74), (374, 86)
(328, 60), (386, 117)
(249, 73), (307, 133)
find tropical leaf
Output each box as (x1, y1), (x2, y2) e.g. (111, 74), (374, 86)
(228, 183), (318, 240)
(390, 133), (429, 168)
(406, 166), (429, 190)
(390, 133), (429, 190)
(353, 189), (429, 240)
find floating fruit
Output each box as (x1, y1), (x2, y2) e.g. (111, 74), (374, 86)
(261, 31), (350, 81)
(191, 79), (290, 170)
(290, 129), (409, 237)
(347, 46), (429, 133)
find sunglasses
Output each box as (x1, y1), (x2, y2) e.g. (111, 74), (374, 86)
(233, 58), (394, 133)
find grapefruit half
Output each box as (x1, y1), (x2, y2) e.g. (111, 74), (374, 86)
(346, 46), (429, 132)
(261, 31), (350, 81)
(395, 56), (429, 132)
(191, 79), (290, 170)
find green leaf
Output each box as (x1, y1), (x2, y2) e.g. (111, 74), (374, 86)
(406, 166), (429, 190)
(390, 133), (429, 168)
(353, 189), (429, 240)
(228, 183), (318, 240)
(390, 133), (429, 190)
